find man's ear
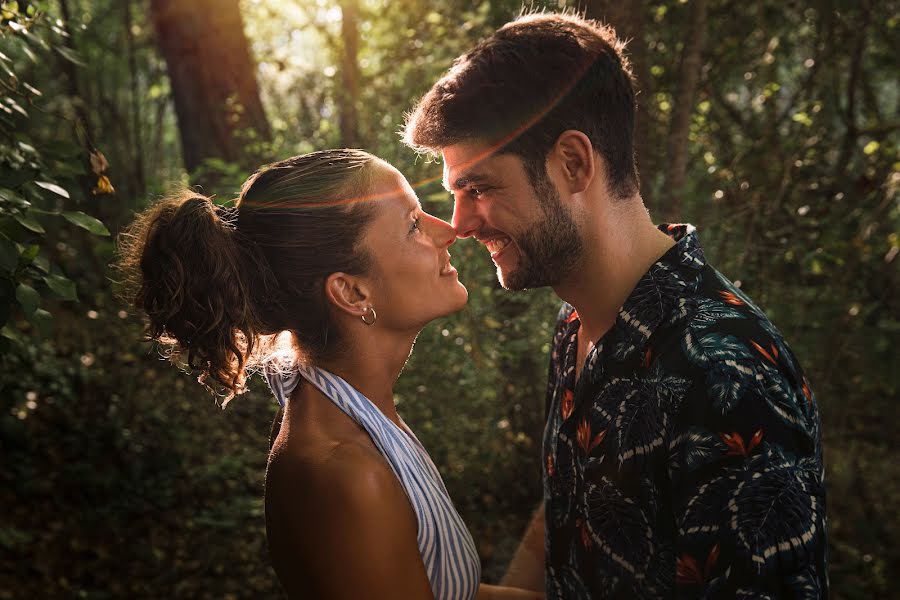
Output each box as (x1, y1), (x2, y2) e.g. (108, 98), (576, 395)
(324, 272), (371, 319)
(551, 130), (595, 195)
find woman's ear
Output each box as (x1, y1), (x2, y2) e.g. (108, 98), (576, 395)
(551, 130), (595, 195)
(324, 272), (371, 319)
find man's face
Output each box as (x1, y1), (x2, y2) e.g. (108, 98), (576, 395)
(442, 142), (583, 290)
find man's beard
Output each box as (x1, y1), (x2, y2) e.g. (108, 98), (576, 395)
(500, 172), (584, 291)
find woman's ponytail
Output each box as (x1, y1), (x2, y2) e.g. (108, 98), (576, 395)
(117, 191), (271, 402)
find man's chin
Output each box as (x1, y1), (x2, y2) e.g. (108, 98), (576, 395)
(498, 265), (541, 291)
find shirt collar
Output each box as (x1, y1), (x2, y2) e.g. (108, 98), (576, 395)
(607, 223), (707, 361)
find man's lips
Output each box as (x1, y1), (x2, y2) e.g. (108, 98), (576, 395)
(480, 236), (512, 258)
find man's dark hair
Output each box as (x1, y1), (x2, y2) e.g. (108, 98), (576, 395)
(404, 12), (639, 199)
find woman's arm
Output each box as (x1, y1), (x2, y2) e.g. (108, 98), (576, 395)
(266, 443), (435, 599)
(477, 583), (545, 600)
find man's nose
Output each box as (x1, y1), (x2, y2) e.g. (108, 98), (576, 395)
(451, 196), (480, 239)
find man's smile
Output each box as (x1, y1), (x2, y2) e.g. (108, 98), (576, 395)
(481, 236), (512, 257)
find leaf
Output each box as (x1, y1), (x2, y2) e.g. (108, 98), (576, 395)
(43, 274), (77, 301)
(0, 186), (30, 208)
(15, 283), (38, 316)
(62, 211), (109, 236)
(19, 244), (38, 264)
(3, 97), (27, 118)
(0, 234), (17, 274)
(29, 307), (52, 336)
(31, 253), (49, 273)
(34, 181), (70, 199)
(14, 212), (44, 233)
(55, 46), (86, 67)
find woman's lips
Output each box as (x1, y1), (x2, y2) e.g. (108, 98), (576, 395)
(440, 254), (458, 276)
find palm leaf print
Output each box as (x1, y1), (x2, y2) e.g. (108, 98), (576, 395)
(755, 364), (816, 438)
(691, 297), (748, 330)
(546, 564), (592, 600)
(683, 329), (759, 414)
(728, 450), (822, 577)
(669, 427), (728, 477)
(583, 476), (655, 579)
(613, 264), (690, 360)
(783, 563), (824, 600)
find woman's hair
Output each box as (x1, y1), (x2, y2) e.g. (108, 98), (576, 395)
(117, 149), (382, 403)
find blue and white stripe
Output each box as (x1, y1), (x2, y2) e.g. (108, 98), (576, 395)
(266, 364), (481, 600)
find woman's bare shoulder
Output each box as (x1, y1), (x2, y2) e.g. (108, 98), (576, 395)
(265, 437), (431, 599)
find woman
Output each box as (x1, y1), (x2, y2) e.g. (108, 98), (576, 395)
(118, 149), (542, 600)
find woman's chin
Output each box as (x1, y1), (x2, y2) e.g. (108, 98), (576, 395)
(437, 285), (469, 318)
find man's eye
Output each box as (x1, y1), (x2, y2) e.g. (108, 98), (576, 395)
(469, 187), (484, 198)
(410, 217), (421, 232)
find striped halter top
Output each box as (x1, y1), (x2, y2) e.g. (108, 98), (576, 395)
(265, 363), (481, 600)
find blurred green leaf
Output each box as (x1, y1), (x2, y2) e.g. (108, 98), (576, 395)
(34, 181), (70, 199)
(54, 45), (85, 66)
(15, 282), (38, 315)
(13, 213), (44, 233)
(43, 274), (77, 301)
(28, 307), (52, 335)
(62, 211), (109, 236)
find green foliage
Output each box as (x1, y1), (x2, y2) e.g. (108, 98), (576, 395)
(0, 2), (109, 352)
(1, 0), (898, 598)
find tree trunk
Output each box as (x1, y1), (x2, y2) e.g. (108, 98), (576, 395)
(150, 0), (270, 188)
(123, 0), (146, 202)
(662, 0), (709, 221)
(338, 0), (361, 148)
(580, 0), (654, 209)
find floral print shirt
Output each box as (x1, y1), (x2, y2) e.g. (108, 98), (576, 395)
(542, 224), (828, 599)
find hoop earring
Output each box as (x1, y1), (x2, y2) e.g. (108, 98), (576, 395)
(361, 306), (377, 326)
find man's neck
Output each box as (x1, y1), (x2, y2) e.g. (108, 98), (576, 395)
(553, 203), (675, 344)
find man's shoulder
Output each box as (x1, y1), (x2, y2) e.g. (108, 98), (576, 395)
(653, 266), (819, 439)
(658, 264), (796, 364)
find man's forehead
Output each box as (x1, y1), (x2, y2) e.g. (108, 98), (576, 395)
(440, 142), (504, 190)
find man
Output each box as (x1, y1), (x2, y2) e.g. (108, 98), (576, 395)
(404, 11), (827, 599)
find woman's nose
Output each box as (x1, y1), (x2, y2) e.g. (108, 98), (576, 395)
(425, 213), (456, 248)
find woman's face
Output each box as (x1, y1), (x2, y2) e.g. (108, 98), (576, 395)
(359, 166), (468, 331)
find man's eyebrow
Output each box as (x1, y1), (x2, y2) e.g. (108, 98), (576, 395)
(445, 171), (491, 192)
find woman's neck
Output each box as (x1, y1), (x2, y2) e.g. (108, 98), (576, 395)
(317, 328), (419, 427)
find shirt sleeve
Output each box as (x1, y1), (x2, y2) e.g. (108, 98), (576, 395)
(667, 325), (828, 598)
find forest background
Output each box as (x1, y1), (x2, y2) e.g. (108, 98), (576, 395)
(0, 0), (897, 598)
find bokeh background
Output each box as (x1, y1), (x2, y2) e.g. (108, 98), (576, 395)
(1, 0), (897, 598)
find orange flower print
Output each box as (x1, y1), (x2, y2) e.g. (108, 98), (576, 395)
(575, 517), (592, 549)
(717, 290), (745, 306)
(751, 340), (779, 365)
(720, 429), (763, 457)
(676, 554), (704, 585)
(576, 417), (607, 455)
(561, 388), (575, 420)
(802, 377), (813, 407)
(676, 543), (720, 586)
(565, 309), (579, 324)
(546, 452), (555, 477)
